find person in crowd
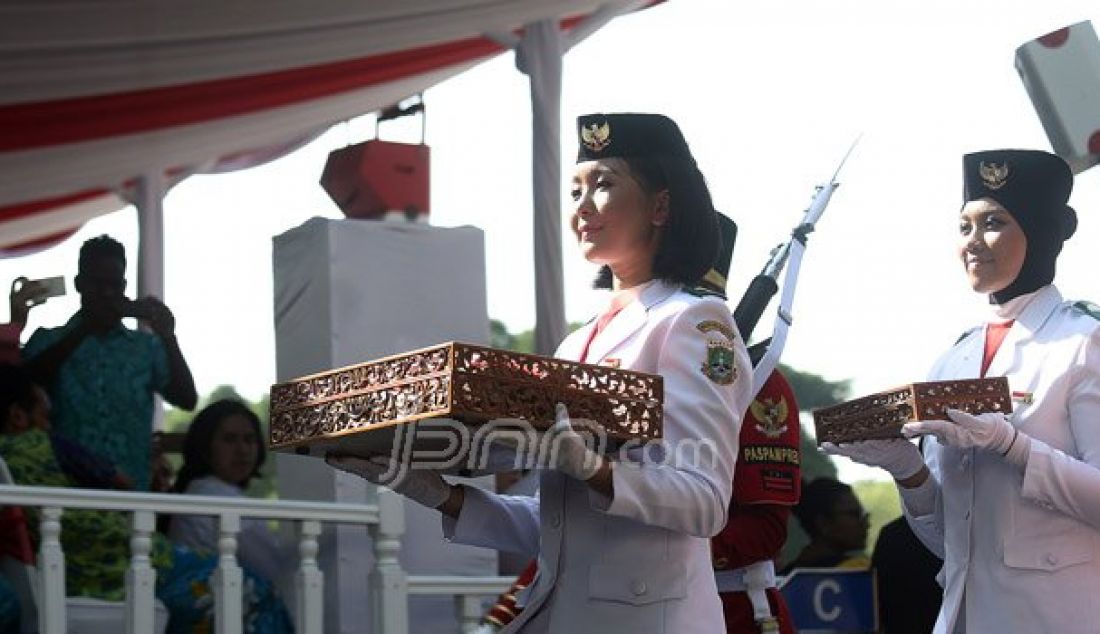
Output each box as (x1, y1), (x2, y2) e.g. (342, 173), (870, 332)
(778, 477), (869, 574)
(0, 368), (290, 631)
(0, 363), (132, 490)
(168, 399), (283, 581)
(0, 362), (168, 601)
(22, 235), (197, 490)
(872, 515), (942, 634)
(825, 149), (1100, 632)
(329, 112), (751, 633)
(163, 398), (292, 633)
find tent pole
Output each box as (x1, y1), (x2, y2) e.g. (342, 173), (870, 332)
(135, 171), (166, 301)
(134, 171), (167, 431)
(519, 19), (566, 355)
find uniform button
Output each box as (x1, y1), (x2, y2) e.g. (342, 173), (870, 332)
(630, 580), (647, 596)
(1046, 553), (1059, 566)
(550, 514), (561, 528)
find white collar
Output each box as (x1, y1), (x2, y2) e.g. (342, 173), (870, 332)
(990, 287), (1044, 322)
(603, 278), (662, 314)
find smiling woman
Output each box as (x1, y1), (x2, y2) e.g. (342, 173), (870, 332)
(328, 113), (752, 634)
(826, 149), (1100, 634)
(957, 199), (1028, 295)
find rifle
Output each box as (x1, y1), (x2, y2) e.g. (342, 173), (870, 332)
(733, 138), (858, 396)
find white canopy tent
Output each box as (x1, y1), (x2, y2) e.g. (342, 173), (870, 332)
(0, 0), (659, 352)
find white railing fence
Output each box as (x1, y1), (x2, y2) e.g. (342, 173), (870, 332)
(0, 484), (512, 634)
(406, 575), (517, 634)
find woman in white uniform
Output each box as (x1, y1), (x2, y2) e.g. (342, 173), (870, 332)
(329, 113), (752, 633)
(826, 149), (1100, 633)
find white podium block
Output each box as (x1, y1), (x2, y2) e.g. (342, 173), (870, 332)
(272, 217), (495, 633)
(1016, 21), (1100, 174)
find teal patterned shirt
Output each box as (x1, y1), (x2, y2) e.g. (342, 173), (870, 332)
(24, 314), (169, 490)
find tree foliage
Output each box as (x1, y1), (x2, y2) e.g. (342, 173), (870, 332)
(778, 363), (851, 411)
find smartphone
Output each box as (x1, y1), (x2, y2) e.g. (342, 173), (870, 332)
(121, 297), (155, 320)
(34, 276), (66, 299)
(12, 275), (66, 302)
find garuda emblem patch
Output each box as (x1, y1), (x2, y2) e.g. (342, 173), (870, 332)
(979, 161), (1010, 190)
(581, 121), (611, 152)
(749, 395), (790, 438)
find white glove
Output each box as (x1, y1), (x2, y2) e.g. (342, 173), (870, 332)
(903, 409), (1030, 467)
(326, 454), (451, 509)
(821, 438), (926, 480)
(541, 403), (604, 481)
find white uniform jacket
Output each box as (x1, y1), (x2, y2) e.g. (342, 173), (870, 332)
(444, 280), (751, 633)
(904, 285), (1100, 633)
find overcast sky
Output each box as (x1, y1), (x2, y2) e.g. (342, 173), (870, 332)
(3, 0), (1099, 417)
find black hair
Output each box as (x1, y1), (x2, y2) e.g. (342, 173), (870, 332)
(0, 363), (38, 431)
(593, 154), (720, 289)
(792, 477), (855, 538)
(78, 235), (126, 274)
(173, 399), (266, 492)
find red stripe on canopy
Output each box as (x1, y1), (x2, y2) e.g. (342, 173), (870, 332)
(0, 189), (110, 223)
(0, 35), (504, 152)
(0, 228), (80, 257)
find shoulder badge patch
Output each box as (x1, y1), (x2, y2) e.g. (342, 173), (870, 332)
(697, 320), (738, 385)
(1072, 300), (1100, 321)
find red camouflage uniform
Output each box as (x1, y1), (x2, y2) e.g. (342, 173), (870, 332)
(711, 370), (801, 634)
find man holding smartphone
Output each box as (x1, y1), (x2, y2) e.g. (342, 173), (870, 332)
(22, 235), (198, 490)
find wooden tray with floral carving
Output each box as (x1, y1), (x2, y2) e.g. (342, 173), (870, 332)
(812, 377), (1012, 444)
(268, 342), (663, 464)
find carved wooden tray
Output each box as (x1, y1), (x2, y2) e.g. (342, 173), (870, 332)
(812, 377), (1012, 444)
(268, 342), (663, 463)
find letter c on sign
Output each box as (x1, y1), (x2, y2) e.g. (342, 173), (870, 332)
(813, 579), (842, 622)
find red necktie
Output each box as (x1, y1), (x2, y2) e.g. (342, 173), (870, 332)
(981, 321), (1014, 377)
(578, 303), (626, 363)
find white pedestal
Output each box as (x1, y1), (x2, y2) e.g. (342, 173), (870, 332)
(272, 218), (495, 633)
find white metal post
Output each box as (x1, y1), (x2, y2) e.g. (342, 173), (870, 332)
(518, 19), (566, 355)
(134, 171), (166, 301)
(134, 171), (167, 432)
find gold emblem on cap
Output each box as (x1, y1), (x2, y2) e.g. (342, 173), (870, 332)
(581, 121), (611, 152)
(979, 161), (1010, 190)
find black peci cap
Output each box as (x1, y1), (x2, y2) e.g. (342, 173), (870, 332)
(962, 149), (1075, 240)
(576, 113), (696, 164)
